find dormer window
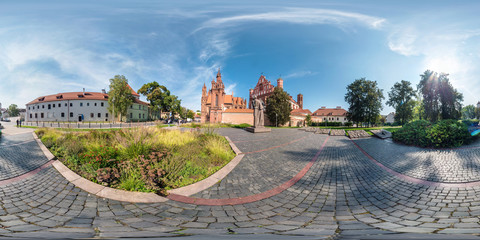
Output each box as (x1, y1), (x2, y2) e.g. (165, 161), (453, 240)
(78, 95), (84, 98)
(38, 97), (45, 101)
(56, 95), (63, 99)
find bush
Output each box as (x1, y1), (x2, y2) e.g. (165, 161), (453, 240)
(393, 120), (472, 148)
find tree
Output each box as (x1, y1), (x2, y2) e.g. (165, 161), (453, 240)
(417, 70), (463, 121)
(305, 114), (312, 126)
(7, 104), (19, 117)
(187, 110), (195, 119)
(462, 104), (476, 119)
(345, 78), (384, 127)
(108, 75), (134, 122)
(265, 87), (291, 126)
(138, 82), (169, 120)
(386, 80), (416, 125)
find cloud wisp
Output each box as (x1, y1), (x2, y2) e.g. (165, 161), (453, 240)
(195, 7), (386, 33)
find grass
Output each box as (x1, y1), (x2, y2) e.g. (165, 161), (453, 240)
(36, 126), (235, 194)
(21, 125), (39, 129)
(182, 123), (252, 129)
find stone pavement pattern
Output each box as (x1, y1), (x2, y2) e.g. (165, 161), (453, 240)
(1, 124), (480, 239)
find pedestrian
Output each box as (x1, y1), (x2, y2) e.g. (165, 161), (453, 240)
(16, 119), (19, 127)
(19, 119), (21, 127)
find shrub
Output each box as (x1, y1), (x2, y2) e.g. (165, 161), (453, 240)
(232, 123), (251, 128)
(96, 167), (120, 186)
(393, 120), (472, 148)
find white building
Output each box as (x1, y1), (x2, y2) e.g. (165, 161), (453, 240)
(312, 106), (349, 124)
(26, 87), (149, 122)
(386, 112), (395, 124)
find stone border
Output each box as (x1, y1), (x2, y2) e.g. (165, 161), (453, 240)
(32, 132), (244, 203)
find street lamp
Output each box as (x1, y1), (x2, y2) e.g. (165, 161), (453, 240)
(275, 113), (278, 127)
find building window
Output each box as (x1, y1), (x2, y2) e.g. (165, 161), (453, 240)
(70, 103), (73, 107)
(98, 113), (101, 117)
(139, 113), (141, 118)
(139, 105), (141, 110)
(41, 113), (44, 118)
(94, 103), (97, 106)
(58, 103), (61, 107)
(70, 112), (73, 118)
(106, 113), (109, 118)
(48, 104), (51, 109)
(80, 102), (83, 107)
(337, 118), (339, 121)
(130, 113), (133, 118)
(130, 105), (133, 109)
(90, 113), (94, 118)
(42, 105), (44, 109)
(87, 103), (89, 106)
(30, 114), (32, 118)
(35, 113), (37, 118)
(53, 104), (55, 108)
(28, 107), (30, 110)
(143, 114), (145, 119)
(344, 118), (346, 121)
(65, 103), (67, 107)
(61, 112), (65, 117)
(101, 102), (104, 107)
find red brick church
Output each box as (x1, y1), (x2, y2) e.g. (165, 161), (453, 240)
(201, 69), (248, 123)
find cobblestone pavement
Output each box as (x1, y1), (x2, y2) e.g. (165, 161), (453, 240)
(2, 128), (480, 239)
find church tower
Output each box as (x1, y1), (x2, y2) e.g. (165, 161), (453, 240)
(209, 68), (225, 123)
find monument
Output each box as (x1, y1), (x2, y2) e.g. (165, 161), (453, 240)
(246, 98), (271, 133)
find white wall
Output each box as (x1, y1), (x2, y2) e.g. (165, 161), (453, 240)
(26, 100), (111, 122)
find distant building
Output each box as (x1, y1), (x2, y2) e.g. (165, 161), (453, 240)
(290, 109), (312, 127)
(248, 75), (302, 111)
(26, 86), (148, 122)
(386, 112), (395, 124)
(312, 106), (348, 124)
(477, 101), (480, 109)
(201, 69), (248, 124)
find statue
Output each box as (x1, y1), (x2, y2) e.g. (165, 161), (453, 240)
(253, 98), (265, 127)
(247, 97), (271, 133)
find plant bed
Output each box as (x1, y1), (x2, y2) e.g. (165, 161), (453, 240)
(347, 130), (371, 138)
(35, 126), (235, 194)
(315, 128), (331, 134)
(392, 120), (473, 148)
(329, 129), (346, 136)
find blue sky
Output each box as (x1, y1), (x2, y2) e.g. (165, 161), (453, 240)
(1, 0), (480, 114)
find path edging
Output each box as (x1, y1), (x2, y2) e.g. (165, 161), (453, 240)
(33, 131), (244, 203)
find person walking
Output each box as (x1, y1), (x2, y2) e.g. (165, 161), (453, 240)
(16, 119), (19, 127)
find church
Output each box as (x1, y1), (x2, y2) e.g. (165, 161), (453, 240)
(200, 69), (248, 123)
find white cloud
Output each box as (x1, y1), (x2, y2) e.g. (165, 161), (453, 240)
(225, 83), (237, 95)
(196, 7), (386, 32)
(283, 71), (317, 79)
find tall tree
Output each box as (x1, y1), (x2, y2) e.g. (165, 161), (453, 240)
(7, 104), (19, 117)
(108, 75), (134, 122)
(462, 104), (476, 119)
(386, 80), (416, 125)
(417, 70), (463, 121)
(138, 82), (169, 119)
(345, 78), (384, 127)
(305, 114), (312, 126)
(265, 87), (291, 126)
(187, 110), (195, 120)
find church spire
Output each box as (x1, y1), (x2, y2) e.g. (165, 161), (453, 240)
(216, 68), (222, 83)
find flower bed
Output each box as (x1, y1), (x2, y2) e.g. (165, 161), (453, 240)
(35, 127), (235, 194)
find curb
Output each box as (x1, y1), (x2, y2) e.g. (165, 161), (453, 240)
(32, 131), (244, 203)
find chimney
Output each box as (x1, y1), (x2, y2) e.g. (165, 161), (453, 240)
(336, 106), (341, 109)
(297, 94), (303, 109)
(277, 78), (283, 89)
(321, 106), (326, 109)
(83, 88), (85, 94)
(101, 89), (106, 94)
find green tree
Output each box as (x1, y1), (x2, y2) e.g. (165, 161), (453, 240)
(386, 80), (416, 125)
(138, 82), (169, 120)
(345, 78), (384, 127)
(187, 110), (195, 119)
(265, 87), (291, 126)
(7, 104), (19, 117)
(305, 114), (312, 126)
(417, 70), (463, 121)
(108, 75), (134, 122)
(462, 104), (476, 119)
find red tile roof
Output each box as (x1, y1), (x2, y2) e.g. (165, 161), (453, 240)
(312, 108), (347, 116)
(127, 84), (140, 96)
(291, 109), (312, 116)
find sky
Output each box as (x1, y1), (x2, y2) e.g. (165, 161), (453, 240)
(1, 0), (480, 114)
